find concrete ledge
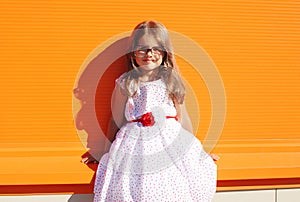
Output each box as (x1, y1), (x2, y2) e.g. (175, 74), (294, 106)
(1, 188), (300, 202)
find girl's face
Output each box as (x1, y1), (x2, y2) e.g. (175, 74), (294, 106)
(134, 34), (164, 74)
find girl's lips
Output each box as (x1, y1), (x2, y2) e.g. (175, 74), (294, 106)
(143, 58), (155, 62)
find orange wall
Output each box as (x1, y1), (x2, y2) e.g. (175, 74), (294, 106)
(0, 0), (300, 192)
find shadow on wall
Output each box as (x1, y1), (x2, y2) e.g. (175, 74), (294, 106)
(73, 36), (129, 162)
(72, 37), (129, 187)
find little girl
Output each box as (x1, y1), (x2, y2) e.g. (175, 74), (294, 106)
(94, 20), (218, 202)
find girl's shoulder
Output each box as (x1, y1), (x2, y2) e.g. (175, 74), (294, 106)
(115, 72), (129, 90)
(116, 72), (127, 83)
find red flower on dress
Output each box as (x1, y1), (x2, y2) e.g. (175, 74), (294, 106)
(139, 112), (155, 127)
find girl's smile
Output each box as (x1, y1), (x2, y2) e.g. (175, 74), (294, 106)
(142, 56), (159, 64)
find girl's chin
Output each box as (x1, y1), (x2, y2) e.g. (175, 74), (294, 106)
(140, 64), (160, 69)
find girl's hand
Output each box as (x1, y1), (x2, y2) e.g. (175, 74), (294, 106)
(210, 154), (220, 161)
(81, 153), (99, 164)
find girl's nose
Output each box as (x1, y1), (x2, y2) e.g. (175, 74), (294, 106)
(146, 50), (153, 57)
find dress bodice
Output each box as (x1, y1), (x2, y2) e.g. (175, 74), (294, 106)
(116, 74), (177, 121)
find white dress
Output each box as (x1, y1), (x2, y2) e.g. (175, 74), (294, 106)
(94, 76), (217, 202)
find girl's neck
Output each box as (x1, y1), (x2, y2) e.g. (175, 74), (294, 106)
(138, 68), (159, 82)
(139, 75), (157, 82)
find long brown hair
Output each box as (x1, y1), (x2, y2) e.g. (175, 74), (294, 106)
(122, 20), (185, 104)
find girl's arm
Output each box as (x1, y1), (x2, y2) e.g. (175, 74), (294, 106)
(110, 82), (127, 132)
(104, 83), (127, 155)
(173, 98), (193, 133)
